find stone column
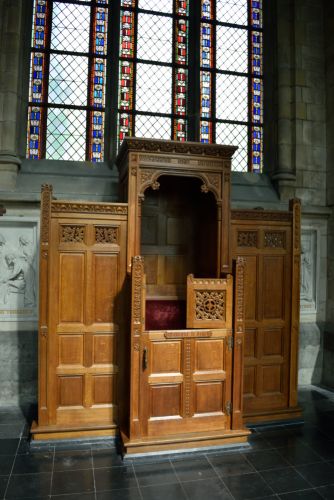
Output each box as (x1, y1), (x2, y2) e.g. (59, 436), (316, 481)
(0, 0), (24, 191)
(272, 0), (297, 200)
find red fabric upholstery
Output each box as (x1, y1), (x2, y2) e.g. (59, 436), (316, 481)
(145, 300), (186, 330)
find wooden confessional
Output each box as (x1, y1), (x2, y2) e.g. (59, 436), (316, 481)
(32, 139), (301, 452)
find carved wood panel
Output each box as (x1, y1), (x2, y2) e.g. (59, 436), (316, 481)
(231, 218), (294, 417)
(36, 202), (127, 435)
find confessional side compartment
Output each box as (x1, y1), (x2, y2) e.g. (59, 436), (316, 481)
(32, 186), (128, 440)
(231, 200), (302, 424)
(121, 256), (250, 455)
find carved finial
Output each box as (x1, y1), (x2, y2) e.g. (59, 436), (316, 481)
(201, 184), (209, 193)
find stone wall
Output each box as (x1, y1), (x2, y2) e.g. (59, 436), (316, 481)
(324, 1), (334, 388)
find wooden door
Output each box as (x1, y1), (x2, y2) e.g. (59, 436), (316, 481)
(36, 192), (128, 436)
(231, 220), (292, 415)
(130, 257), (232, 440)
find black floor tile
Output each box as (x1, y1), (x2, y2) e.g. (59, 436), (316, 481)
(276, 442), (323, 466)
(141, 482), (187, 500)
(278, 489), (324, 499)
(223, 472), (274, 499)
(17, 438), (31, 455)
(172, 456), (216, 482)
(13, 451), (53, 474)
(247, 433), (272, 450)
(262, 431), (303, 449)
(0, 454), (15, 474)
(95, 464), (137, 491)
(182, 477), (233, 500)
(243, 449), (290, 471)
(260, 466), (311, 494)
(53, 449), (93, 471)
(315, 483), (334, 499)
(92, 449), (124, 468)
(51, 469), (94, 496)
(51, 493), (96, 500)
(307, 439), (334, 460)
(208, 451), (255, 476)
(6, 472), (52, 498)
(0, 475), (8, 498)
(296, 462), (334, 487)
(97, 487), (142, 499)
(134, 460), (178, 486)
(0, 438), (19, 455)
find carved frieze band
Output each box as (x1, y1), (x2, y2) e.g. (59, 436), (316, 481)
(60, 225), (85, 243)
(184, 339), (192, 417)
(123, 138), (237, 159)
(232, 210), (291, 222)
(195, 290), (226, 321)
(237, 231), (258, 248)
(188, 275), (227, 286)
(40, 184), (53, 243)
(52, 202), (128, 215)
(264, 231), (285, 249)
(132, 256), (144, 328)
(95, 226), (119, 244)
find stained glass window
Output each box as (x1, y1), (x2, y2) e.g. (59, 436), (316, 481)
(200, 0), (263, 172)
(27, 0), (263, 171)
(27, 0), (109, 162)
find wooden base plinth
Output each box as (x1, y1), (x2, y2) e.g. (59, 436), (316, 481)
(121, 429), (251, 456)
(31, 421), (118, 441)
(244, 407), (303, 425)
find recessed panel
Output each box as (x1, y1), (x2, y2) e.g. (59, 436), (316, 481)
(93, 254), (118, 323)
(195, 382), (223, 414)
(150, 384), (181, 417)
(262, 256), (284, 320)
(141, 215), (158, 245)
(93, 375), (115, 405)
(244, 256), (257, 321)
(144, 255), (158, 284)
(58, 335), (83, 365)
(262, 365), (282, 394)
(244, 328), (256, 359)
(167, 217), (186, 245)
(93, 335), (115, 365)
(195, 339), (224, 372)
(59, 253), (84, 323)
(58, 376), (83, 407)
(243, 366), (256, 396)
(165, 255), (186, 284)
(152, 342), (181, 374)
(263, 328), (283, 357)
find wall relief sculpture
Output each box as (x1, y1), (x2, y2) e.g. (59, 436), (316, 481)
(0, 220), (38, 321)
(300, 230), (316, 311)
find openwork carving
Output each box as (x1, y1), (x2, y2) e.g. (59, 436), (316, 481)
(40, 184), (53, 243)
(195, 290), (226, 321)
(264, 231), (285, 249)
(237, 231), (257, 247)
(52, 202), (127, 215)
(95, 226), (118, 244)
(60, 225), (85, 243)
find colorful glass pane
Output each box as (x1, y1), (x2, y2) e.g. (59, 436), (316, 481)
(250, 0), (263, 28)
(173, 0), (188, 141)
(200, 0), (213, 143)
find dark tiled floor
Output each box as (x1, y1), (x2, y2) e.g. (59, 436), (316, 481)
(0, 385), (333, 499)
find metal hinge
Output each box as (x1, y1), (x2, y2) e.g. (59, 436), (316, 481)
(225, 401), (232, 416)
(227, 336), (233, 351)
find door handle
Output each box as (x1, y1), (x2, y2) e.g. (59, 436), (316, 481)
(143, 347), (148, 370)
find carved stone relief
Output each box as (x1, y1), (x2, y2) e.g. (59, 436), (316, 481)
(0, 218), (39, 321)
(300, 230), (316, 311)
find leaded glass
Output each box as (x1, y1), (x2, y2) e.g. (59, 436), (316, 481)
(200, 0), (214, 143)
(50, 2), (90, 53)
(216, 26), (248, 73)
(136, 64), (172, 114)
(173, 0), (188, 141)
(216, 74), (248, 122)
(138, 0), (173, 14)
(135, 115), (171, 140)
(216, 122), (248, 172)
(137, 13), (172, 63)
(46, 108), (87, 161)
(216, 0), (247, 25)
